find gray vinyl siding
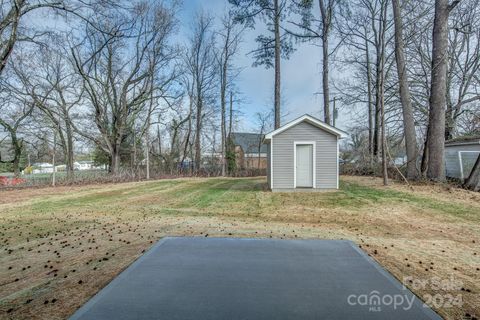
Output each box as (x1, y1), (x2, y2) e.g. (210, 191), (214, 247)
(445, 144), (480, 179)
(266, 142), (271, 188)
(272, 121), (338, 189)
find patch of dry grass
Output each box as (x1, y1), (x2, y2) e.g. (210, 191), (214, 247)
(0, 176), (479, 320)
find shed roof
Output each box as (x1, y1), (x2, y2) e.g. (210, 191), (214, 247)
(445, 135), (480, 147)
(230, 132), (267, 154)
(263, 114), (347, 142)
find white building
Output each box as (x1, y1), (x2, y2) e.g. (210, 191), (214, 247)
(74, 160), (95, 171)
(445, 136), (480, 181)
(32, 163), (55, 174)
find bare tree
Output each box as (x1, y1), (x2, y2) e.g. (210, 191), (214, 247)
(179, 76), (195, 171)
(0, 0), (62, 76)
(392, 0), (418, 179)
(228, 91), (234, 137)
(11, 41), (81, 180)
(378, 0), (389, 185)
(162, 113), (190, 174)
(337, 0), (393, 166)
(216, 12), (243, 176)
(319, 0), (336, 124)
(255, 110), (273, 168)
(71, 1), (178, 174)
(184, 12), (217, 171)
(457, 109), (480, 135)
(444, 0), (480, 139)
(365, 27), (374, 160)
(372, 0), (389, 162)
(400, 1), (435, 176)
(0, 0), (113, 77)
(426, 0), (461, 181)
(0, 100), (33, 176)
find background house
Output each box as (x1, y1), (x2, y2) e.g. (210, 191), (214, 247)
(445, 136), (480, 181)
(74, 160), (95, 171)
(32, 163), (55, 174)
(229, 132), (267, 169)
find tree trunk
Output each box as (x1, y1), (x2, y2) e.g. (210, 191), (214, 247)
(426, 0), (452, 181)
(194, 98), (202, 171)
(319, 0), (331, 125)
(221, 102), (226, 176)
(181, 98), (193, 172)
(380, 0), (388, 185)
(0, 1), (23, 76)
(258, 146), (261, 169)
(444, 106), (455, 140)
(65, 121), (75, 181)
(12, 136), (22, 178)
(157, 124), (162, 155)
(9, 135), (22, 178)
(464, 154), (480, 191)
(332, 97), (336, 126)
(365, 31), (374, 161)
(5, 132), (23, 178)
(392, 0), (418, 180)
(322, 35), (330, 124)
(373, 47), (382, 160)
(220, 52), (228, 177)
(229, 91), (233, 136)
(381, 102), (388, 185)
(145, 131), (150, 180)
(12, 155), (20, 177)
(421, 132), (429, 177)
(110, 145), (121, 175)
(273, 0), (281, 129)
(52, 129), (57, 187)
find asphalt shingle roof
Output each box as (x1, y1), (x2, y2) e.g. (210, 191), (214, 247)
(230, 132), (267, 154)
(445, 135), (480, 146)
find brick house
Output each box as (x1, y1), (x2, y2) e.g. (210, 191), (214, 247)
(229, 132), (267, 169)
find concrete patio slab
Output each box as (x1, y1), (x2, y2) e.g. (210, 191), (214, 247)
(70, 237), (441, 320)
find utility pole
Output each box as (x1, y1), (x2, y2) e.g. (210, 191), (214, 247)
(328, 97), (338, 127)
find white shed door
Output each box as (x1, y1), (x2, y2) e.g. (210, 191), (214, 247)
(296, 144), (313, 188)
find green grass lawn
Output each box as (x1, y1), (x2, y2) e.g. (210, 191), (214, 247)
(0, 176), (479, 319)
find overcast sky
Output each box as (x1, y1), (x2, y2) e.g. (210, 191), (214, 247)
(179, 0), (350, 133)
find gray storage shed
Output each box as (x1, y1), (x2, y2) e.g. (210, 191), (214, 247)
(263, 114), (347, 192)
(445, 136), (480, 181)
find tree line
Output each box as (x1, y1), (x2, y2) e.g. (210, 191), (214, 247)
(333, 0), (480, 189)
(0, 0), (479, 190)
(0, 0), (245, 179)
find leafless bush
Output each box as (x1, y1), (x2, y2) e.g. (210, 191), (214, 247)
(0, 167), (267, 190)
(229, 168), (266, 177)
(340, 162), (407, 181)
